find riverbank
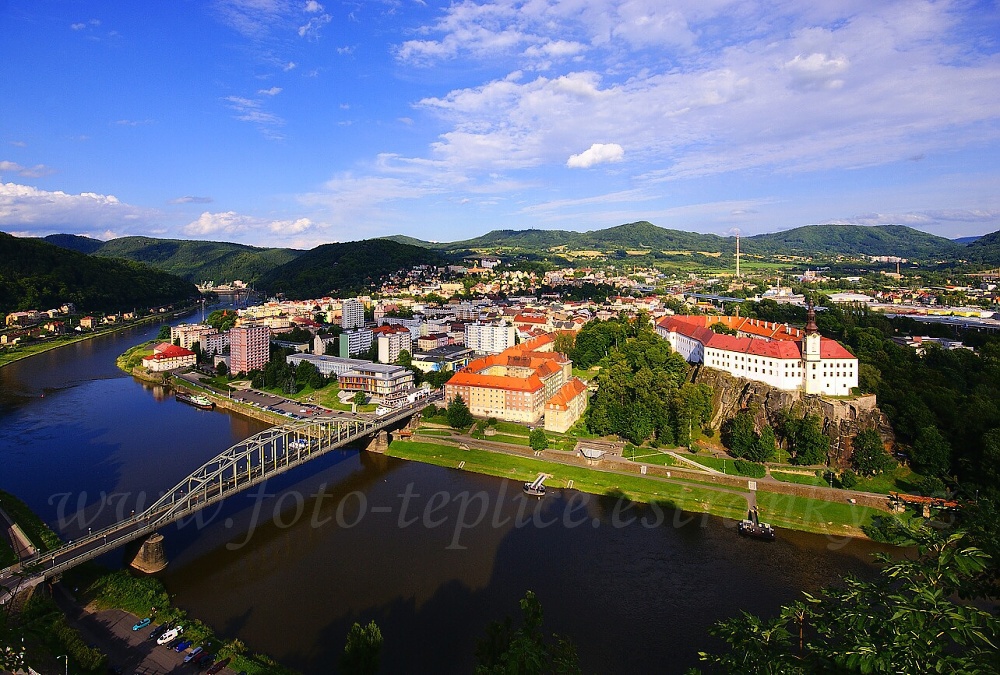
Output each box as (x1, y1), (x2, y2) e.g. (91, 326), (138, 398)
(387, 438), (884, 538)
(0, 305), (197, 370)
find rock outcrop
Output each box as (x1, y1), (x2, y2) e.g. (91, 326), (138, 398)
(693, 365), (895, 468)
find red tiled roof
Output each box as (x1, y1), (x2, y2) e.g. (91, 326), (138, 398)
(820, 339), (855, 359)
(546, 378), (588, 410)
(661, 315), (854, 361)
(146, 344), (195, 360)
(447, 371), (544, 392)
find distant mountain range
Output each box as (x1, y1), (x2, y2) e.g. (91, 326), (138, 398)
(26, 222), (1000, 303)
(385, 221), (983, 260)
(42, 234), (301, 284)
(1, 232), (198, 313)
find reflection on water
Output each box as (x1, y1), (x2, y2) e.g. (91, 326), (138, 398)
(0, 321), (891, 673)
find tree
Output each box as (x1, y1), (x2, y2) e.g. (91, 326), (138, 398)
(553, 331), (575, 356)
(721, 411), (756, 458)
(423, 403), (439, 418)
(156, 325), (171, 341)
(396, 349), (412, 367)
(750, 425), (777, 463)
(709, 321), (738, 335)
(529, 429), (548, 452)
(850, 428), (895, 477)
(353, 391), (367, 407)
(215, 360), (228, 377)
(699, 524), (1000, 674)
(475, 591), (580, 675)
(340, 620), (382, 675)
(910, 425), (952, 477)
(447, 394), (474, 429)
(785, 414), (829, 466)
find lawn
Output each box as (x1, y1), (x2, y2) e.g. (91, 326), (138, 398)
(772, 471), (828, 487)
(387, 440), (750, 521)
(0, 489), (63, 551)
(756, 492), (880, 535)
(624, 450), (678, 467)
(852, 465), (923, 495)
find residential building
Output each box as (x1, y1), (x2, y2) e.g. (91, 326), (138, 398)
(376, 325), (413, 364)
(286, 353), (371, 377)
(142, 343), (197, 372)
(416, 333), (450, 351)
(411, 345), (474, 373)
(340, 328), (373, 358)
(203, 331), (230, 357)
(464, 322), (517, 354)
(445, 333), (587, 428)
(654, 309), (858, 396)
(341, 298), (365, 330)
(313, 333), (338, 355)
(230, 325), (271, 375)
(171, 323), (216, 350)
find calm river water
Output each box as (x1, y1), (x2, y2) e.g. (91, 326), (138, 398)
(0, 319), (891, 673)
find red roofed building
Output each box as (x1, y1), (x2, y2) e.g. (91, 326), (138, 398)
(445, 331), (588, 429)
(655, 309), (858, 396)
(142, 343), (197, 372)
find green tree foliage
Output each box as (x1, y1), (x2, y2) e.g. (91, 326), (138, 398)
(353, 391), (367, 406)
(447, 394), (474, 429)
(783, 413), (830, 466)
(206, 309), (238, 332)
(699, 524), (1000, 674)
(0, 232), (197, 313)
(258, 239), (445, 298)
(552, 331), (575, 356)
(721, 411), (757, 458)
(529, 429), (548, 452)
(709, 321), (738, 335)
(339, 621), (382, 675)
(910, 425), (952, 478)
(850, 428), (896, 477)
(156, 324), (171, 341)
(396, 349), (412, 367)
(475, 591), (581, 675)
(215, 360), (228, 377)
(752, 425), (778, 463)
(273, 326), (313, 343)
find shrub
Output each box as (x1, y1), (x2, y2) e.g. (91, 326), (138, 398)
(732, 460), (766, 478)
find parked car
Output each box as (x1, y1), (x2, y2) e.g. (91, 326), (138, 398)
(148, 625), (168, 641)
(184, 647), (204, 663)
(206, 657), (231, 675)
(157, 625), (183, 645)
(174, 639), (193, 652)
(132, 617), (151, 631)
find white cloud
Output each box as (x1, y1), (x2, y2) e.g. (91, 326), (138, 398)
(0, 182), (155, 232)
(224, 95), (285, 138)
(304, 0), (323, 12)
(183, 211), (317, 241)
(298, 13), (331, 38)
(0, 161), (56, 178)
(184, 211), (257, 235)
(566, 143), (624, 168)
(168, 196), (214, 205)
(70, 23), (86, 30)
(283, 61), (297, 71)
(258, 86), (283, 96)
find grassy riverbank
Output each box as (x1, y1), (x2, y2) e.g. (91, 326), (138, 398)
(0, 305), (195, 370)
(0, 489), (63, 552)
(386, 440), (881, 536)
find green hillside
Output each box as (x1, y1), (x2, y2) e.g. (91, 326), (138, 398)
(962, 229), (1000, 266)
(747, 224), (961, 259)
(0, 232), (198, 313)
(259, 239), (447, 298)
(42, 233), (104, 254)
(92, 236), (301, 283)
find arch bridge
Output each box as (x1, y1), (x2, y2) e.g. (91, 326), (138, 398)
(0, 395), (438, 590)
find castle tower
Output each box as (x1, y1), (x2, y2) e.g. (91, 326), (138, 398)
(802, 302), (822, 394)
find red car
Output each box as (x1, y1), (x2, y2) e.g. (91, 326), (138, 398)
(206, 657), (231, 675)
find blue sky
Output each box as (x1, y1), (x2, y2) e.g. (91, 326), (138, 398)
(2, 0), (999, 249)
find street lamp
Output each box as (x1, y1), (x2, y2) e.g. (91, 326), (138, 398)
(58, 654), (68, 675)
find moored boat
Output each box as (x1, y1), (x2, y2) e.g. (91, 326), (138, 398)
(737, 506), (776, 541)
(523, 473), (547, 497)
(176, 392), (215, 410)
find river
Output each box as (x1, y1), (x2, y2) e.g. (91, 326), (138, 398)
(0, 318), (892, 673)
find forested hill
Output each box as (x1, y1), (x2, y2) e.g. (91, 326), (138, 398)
(962, 229), (1000, 266)
(90, 237), (302, 284)
(42, 233), (104, 254)
(0, 232), (198, 313)
(387, 221), (963, 260)
(747, 224), (963, 259)
(258, 238), (446, 298)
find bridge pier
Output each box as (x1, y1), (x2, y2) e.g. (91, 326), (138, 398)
(130, 533), (168, 574)
(367, 430), (389, 454)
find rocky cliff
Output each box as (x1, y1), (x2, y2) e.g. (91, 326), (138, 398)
(693, 366), (895, 468)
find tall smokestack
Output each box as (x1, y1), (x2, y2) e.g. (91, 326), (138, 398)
(736, 231), (741, 278)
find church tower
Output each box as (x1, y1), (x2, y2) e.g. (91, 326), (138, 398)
(802, 302), (822, 394)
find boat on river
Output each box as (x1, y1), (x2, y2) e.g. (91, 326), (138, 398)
(176, 392), (215, 410)
(737, 506), (776, 541)
(523, 473), (547, 497)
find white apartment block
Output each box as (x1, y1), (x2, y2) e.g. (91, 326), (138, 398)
(341, 298), (365, 330)
(377, 330), (412, 364)
(464, 322), (517, 354)
(170, 323), (216, 350)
